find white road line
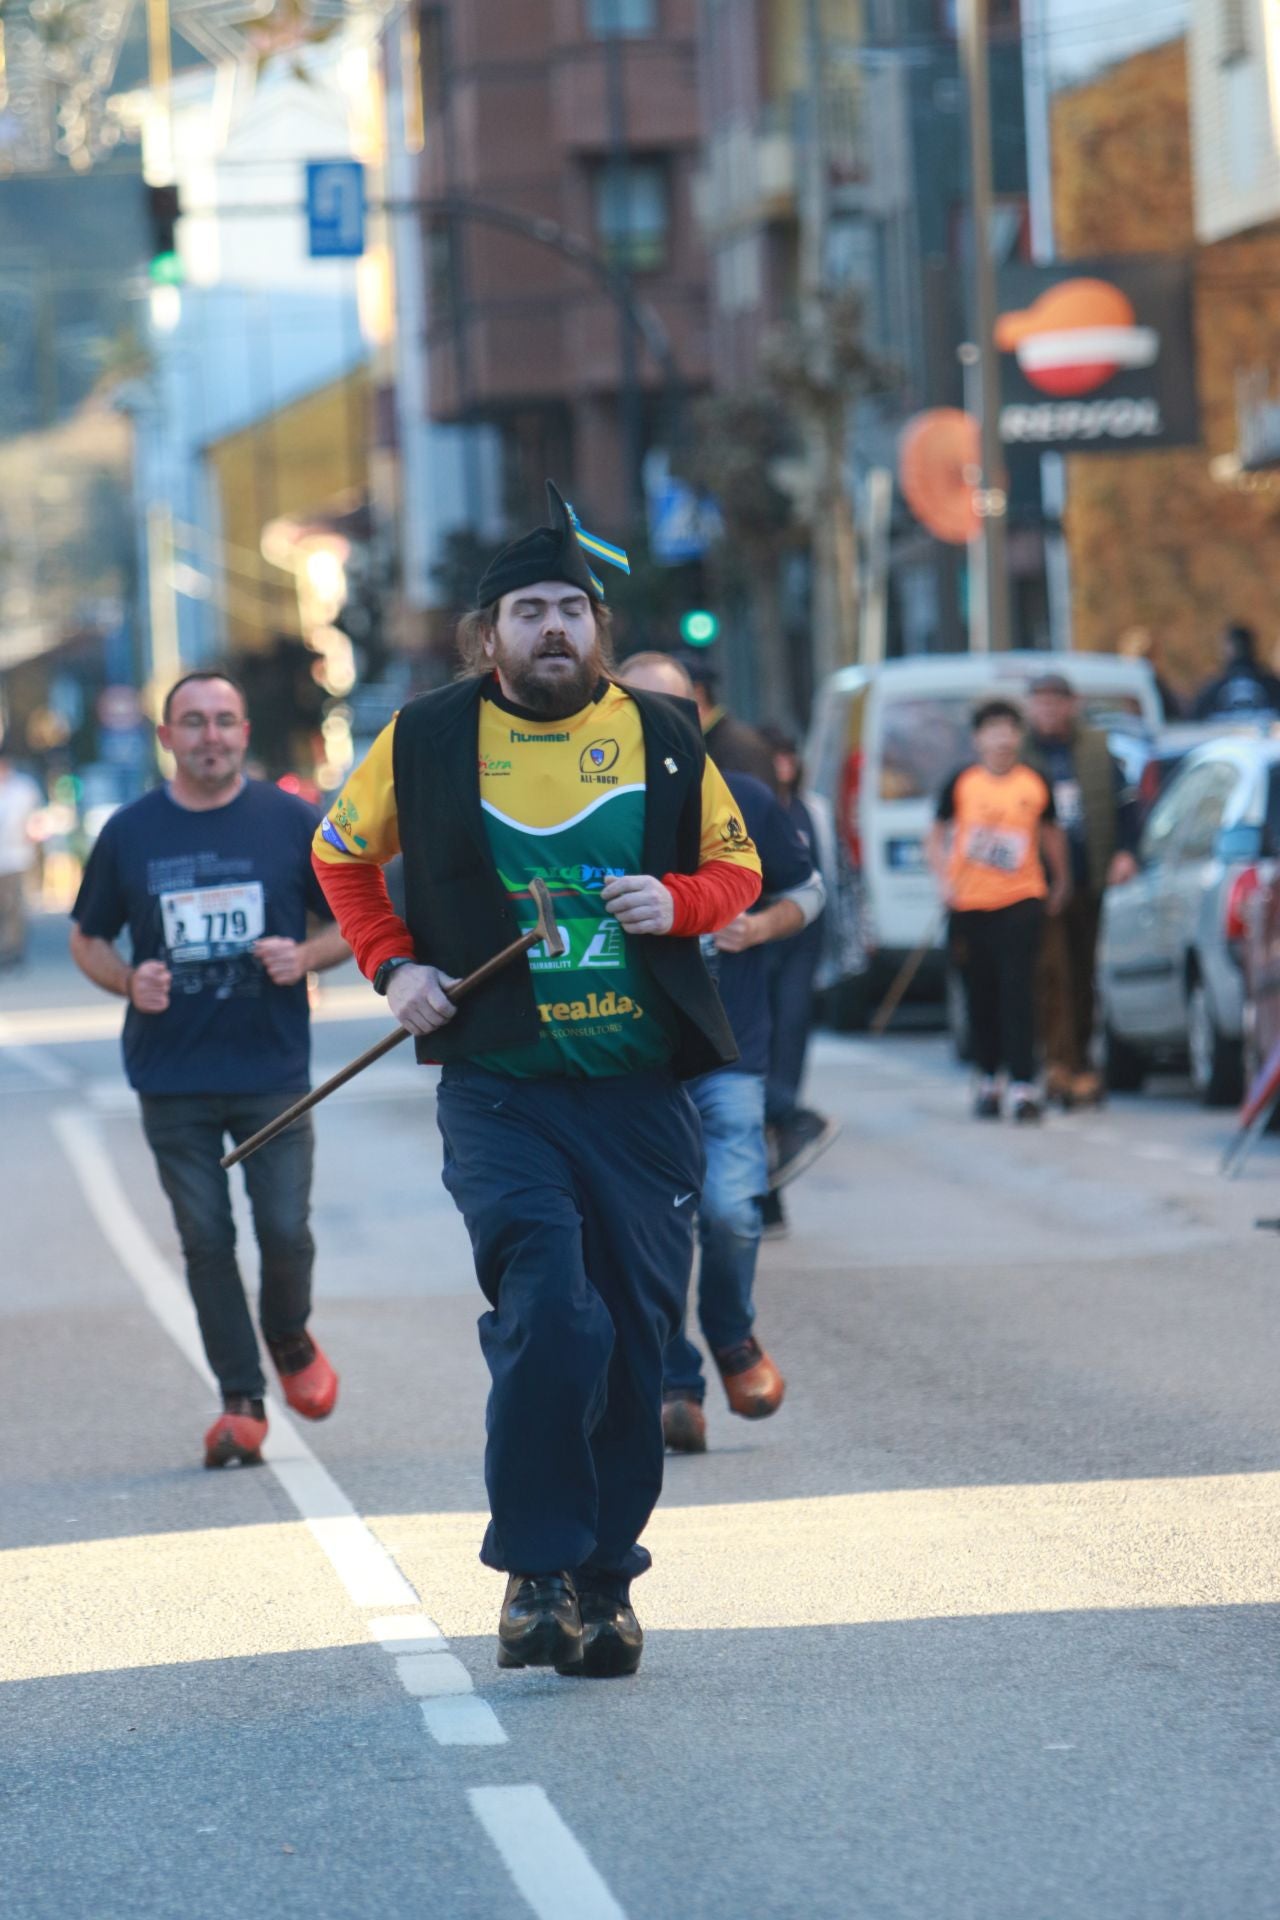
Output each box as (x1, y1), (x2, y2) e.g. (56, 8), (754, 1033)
(395, 1651), (475, 1697)
(423, 1697), (508, 1746)
(2, 1041), (77, 1089)
(53, 1102), (635, 1913)
(469, 1786), (629, 1920)
(368, 1614), (447, 1651)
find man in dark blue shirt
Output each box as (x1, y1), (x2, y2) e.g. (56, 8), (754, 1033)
(70, 671), (351, 1469)
(618, 656), (824, 1453)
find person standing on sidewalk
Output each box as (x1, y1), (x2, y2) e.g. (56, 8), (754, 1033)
(312, 486), (762, 1679)
(1191, 621), (1280, 720)
(757, 722), (837, 1238)
(0, 752), (41, 968)
(618, 658), (824, 1454)
(69, 671), (350, 1468)
(1025, 671), (1139, 1106)
(928, 699), (1069, 1123)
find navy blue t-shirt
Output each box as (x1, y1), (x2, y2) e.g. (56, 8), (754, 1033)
(72, 781), (333, 1096)
(703, 772), (816, 1076)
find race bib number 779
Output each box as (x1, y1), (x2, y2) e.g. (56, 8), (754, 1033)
(160, 882), (265, 963)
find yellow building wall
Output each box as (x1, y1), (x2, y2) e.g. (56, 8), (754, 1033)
(767, 0), (863, 100)
(205, 369), (370, 656)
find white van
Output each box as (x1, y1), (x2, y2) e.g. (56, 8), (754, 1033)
(802, 651), (1162, 1026)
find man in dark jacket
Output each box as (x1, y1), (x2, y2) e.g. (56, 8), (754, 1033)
(619, 655), (824, 1454)
(314, 485), (762, 1681)
(1192, 622), (1280, 719)
(1026, 671), (1139, 1105)
(674, 650), (779, 792)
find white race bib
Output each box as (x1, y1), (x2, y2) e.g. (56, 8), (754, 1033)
(966, 826), (1028, 874)
(160, 882), (265, 963)
(1053, 779), (1083, 829)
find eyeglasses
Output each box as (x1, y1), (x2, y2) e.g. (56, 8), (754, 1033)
(171, 713), (245, 734)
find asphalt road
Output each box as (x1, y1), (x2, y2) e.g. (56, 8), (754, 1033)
(5, 911), (1280, 1919)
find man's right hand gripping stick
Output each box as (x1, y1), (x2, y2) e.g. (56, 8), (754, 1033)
(220, 877), (566, 1170)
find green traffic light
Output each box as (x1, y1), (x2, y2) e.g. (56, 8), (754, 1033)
(680, 610), (719, 646)
(149, 251), (184, 286)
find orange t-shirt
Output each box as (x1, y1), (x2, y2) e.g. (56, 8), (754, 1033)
(937, 763), (1056, 912)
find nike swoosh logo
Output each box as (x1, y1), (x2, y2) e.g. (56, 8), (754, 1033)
(673, 1193), (695, 1208)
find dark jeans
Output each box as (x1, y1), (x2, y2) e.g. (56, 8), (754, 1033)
(139, 1091), (316, 1399)
(436, 1062), (703, 1587)
(664, 1068), (768, 1404)
(950, 900), (1044, 1084)
(1038, 890), (1103, 1075)
(764, 924), (823, 1127)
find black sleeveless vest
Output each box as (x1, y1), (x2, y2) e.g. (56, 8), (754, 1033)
(390, 675), (739, 1079)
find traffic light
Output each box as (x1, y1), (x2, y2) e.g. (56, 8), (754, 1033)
(145, 183), (183, 285)
(679, 609), (720, 647)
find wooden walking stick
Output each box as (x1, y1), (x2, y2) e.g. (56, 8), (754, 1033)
(869, 911), (947, 1038)
(221, 878), (566, 1170)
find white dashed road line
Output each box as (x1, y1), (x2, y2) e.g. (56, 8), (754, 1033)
(52, 1106), (629, 1917)
(469, 1786), (630, 1920)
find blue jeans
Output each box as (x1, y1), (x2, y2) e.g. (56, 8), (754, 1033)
(436, 1063), (703, 1586)
(140, 1091), (316, 1399)
(663, 1069), (768, 1403)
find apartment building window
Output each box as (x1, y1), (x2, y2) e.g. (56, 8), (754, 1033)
(1219, 0), (1250, 63)
(595, 163), (668, 271)
(588, 0), (656, 36)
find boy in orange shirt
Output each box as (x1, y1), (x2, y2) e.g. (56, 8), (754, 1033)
(928, 700), (1069, 1122)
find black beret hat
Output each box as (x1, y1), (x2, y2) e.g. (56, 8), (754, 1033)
(476, 481), (598, 608)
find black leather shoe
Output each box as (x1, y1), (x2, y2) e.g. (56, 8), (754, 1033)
(557, 1585), (643, 1678)
(497, 1572), (583, 1670)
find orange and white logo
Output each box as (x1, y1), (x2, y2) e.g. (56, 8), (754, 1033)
(995, 278), (1158, 397)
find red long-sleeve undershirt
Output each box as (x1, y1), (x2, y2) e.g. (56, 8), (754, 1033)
(312, 852), (761, 981)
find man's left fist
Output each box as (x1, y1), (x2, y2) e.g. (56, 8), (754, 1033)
(254, 937), (307, 985)
(601, 874), (675, 935)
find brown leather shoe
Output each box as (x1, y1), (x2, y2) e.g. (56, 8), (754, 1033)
(714, 1337), (785, 1420)
(662, 1396), (707, 1454)
(1070, 1069), (1105, 1107)
(1045, 1062), (1076, 1108)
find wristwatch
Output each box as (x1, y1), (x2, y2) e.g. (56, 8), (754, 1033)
(373, 956), (415, 996)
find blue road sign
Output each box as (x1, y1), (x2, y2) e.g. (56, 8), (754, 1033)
(306, 160), (366, 259)
(649, 478), (723, 565)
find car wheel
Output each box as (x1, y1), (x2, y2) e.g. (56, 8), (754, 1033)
(1187, 976), (1244, 1107)
(945, 966), (971, 1063)
(1102, 1021), (1146, 1093)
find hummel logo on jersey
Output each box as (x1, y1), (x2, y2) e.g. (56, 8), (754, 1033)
(510, 729), (570, 743)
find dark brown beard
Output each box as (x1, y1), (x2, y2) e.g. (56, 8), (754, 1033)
(494, 638), (604, 719)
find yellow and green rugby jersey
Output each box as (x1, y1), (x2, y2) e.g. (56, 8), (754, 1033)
(317, 680), (760, 1078)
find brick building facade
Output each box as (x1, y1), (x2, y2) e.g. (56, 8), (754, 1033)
(1052, 38), (1280, 692)
(417, 0), (709, 535)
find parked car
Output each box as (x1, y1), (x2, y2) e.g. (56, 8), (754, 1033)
(1240, 786), (1280, 1096)
(1097, 736), (1280, 1104)
(803, 651), (1162, 1028)
(1133, 718), (1279, 823)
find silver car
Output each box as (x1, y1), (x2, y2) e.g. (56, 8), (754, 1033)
(1098, 736), (1280, 1104)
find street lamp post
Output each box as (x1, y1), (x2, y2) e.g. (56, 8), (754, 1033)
(958, 0), (1011, 653)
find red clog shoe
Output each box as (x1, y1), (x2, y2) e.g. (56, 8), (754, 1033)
(268, 1334), (339, 1421)
(203, 1399), (268, 1469)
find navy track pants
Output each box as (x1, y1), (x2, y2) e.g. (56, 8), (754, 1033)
(436, 1062), (704, 1587)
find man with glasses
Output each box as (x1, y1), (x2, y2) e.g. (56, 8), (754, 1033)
(70, 671), (351, 1468)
